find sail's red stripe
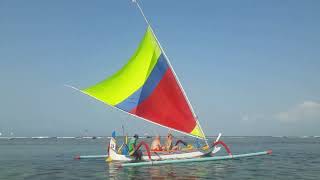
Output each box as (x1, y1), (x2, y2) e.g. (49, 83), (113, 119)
(130, 68), (196, 133)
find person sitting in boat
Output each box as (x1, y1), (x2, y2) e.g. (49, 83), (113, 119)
(164, 133), (180, 151)
(128, 134), (142, 160)
(151, 135), (163, 151)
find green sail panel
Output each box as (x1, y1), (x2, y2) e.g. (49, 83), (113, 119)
(82, 27), (161, 106)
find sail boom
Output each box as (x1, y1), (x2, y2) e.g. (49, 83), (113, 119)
(66, 85), (206, 140)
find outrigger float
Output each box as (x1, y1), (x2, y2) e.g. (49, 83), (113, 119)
(70, 0), (272, 167)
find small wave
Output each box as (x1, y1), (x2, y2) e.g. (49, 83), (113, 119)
(0, 137), (29, 139)
(0, 137), (10, 139)
(57, 137), (75, 139)
(81, 136), (94, 139)
(31, 136), (50, 139)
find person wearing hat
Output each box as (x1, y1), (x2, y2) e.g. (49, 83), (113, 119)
(128, 134), (142, 160)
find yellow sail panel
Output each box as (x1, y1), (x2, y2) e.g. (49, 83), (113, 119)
(82, 27), (161, 106)
(190, 125), (205, 138)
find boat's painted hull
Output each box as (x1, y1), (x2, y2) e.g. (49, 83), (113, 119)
(76, 137), (223, 161)
(108, 146), (221, 162)
(75, 147), (221, 160)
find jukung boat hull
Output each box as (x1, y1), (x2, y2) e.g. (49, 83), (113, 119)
(108, 147), (221, 162)
(107, 137), (222, 162)
(74, 147), (221, 160)
(73, 138), (222, 160)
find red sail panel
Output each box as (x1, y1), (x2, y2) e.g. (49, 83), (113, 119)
(130, 68), (197, 134)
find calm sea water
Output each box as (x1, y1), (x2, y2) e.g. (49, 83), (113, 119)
(0, 136), (319, 179)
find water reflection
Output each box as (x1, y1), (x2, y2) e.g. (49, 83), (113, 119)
(107, 161), (235, 179)
(107, 162), (122, 179)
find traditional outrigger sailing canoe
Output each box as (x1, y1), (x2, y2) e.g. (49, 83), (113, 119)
(70, 0), (271, 167)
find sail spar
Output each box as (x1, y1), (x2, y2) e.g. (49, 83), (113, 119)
(81, 26), (205, 139)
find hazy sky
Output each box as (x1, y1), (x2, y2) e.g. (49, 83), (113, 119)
(1, 0), (319, 137)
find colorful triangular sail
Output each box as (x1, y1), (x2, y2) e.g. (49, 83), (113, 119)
(81, 26), (204, 139)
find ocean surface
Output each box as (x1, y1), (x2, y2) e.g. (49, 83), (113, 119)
(0, 136), (319, 179)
